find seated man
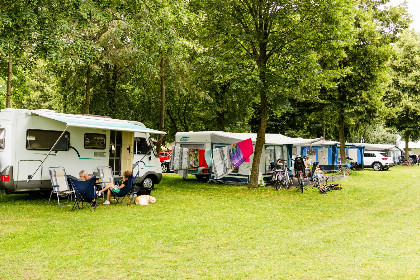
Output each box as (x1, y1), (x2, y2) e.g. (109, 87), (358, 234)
(97, 170), (132, 205)
(79, 170), (90, 181)
(79, 170), (97, 207)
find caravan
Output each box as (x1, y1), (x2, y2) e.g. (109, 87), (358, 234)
(0, 109), (165, 193)
(175, 131), (315, 184)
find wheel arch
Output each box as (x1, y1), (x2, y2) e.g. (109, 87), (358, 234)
(135, 171), (162, 185)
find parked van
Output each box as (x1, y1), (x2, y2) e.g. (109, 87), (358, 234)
(0, 109), (165, 193)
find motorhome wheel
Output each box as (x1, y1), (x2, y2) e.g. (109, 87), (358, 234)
(142, 177), (154, 190)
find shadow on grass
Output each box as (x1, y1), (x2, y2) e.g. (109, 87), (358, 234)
(0, 192), (51, 204)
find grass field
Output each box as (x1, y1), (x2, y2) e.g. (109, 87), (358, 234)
(0, 166), (419, 279)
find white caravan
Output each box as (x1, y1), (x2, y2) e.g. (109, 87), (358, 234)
(0, 109), (165, 193)
(175, 131), (315, 184)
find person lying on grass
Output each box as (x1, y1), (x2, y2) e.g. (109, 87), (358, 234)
(97, 170), (131, 205)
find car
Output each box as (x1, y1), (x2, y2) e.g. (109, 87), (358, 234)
(363, 151), (394, 171)
(159, 152), (171, 173)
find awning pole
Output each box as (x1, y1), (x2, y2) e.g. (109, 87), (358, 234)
(27, 125), (69, 182)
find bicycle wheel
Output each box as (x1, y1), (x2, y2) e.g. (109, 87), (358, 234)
(283, 176), (290, 189)
(275, 179), (282, 190)
(299, 173), (304, 193)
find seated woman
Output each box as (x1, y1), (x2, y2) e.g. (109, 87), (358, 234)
(98, 170), (132, 205)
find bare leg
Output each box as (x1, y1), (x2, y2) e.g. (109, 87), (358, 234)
(99, 183), (113, 194)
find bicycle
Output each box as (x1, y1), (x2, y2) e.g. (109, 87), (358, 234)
(313, 171), (329, 193)
(272, 169), (285, 190)
(271, 160), (292, 190)
(296, 170), (304, 193)
(292, 156), (306, 193)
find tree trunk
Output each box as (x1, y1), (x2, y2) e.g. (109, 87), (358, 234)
(167, 110), (179, 133)
(84, 64), (92, 114)
(6, 53), (12, 108)
(105, 64), (118, 115)
(338, 110), (346, 170)
(111, 65), (118, 108)
(404, 130), (410, 160)
(156, 56), (165, 155)
(249, 62), (268, 188)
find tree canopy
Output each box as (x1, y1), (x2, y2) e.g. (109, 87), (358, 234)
(384, 28), (420, 158)
(0, 0), (417, 186)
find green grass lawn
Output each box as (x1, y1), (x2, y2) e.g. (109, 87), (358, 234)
(0, 166), (419, 279)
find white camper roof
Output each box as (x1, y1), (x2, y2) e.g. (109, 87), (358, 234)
(348, 143), (400, 151)
(397, 140), (420, 150)
(176, 131), (319, 145)
(306, 139), (339, 146)
(30, 109), (166, 134)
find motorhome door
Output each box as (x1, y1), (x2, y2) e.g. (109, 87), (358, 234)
(109, 131), (122, 175)
(121, 131), (134, 173)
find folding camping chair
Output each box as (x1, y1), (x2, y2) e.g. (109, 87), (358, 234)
(49, 167), (74, 207)
(112, 174), (135, 205)
(68, 176), (98, 211)
(97, 166), (115, 200)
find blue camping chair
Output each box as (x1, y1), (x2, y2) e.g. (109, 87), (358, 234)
(111, 174), (135, 205)
(68, 176), (98, 211)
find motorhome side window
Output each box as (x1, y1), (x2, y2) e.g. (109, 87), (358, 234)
(26, 129), (70, 151)
(84, 133), (106, 149)
(0, 128), (5, 149)
(134, 137), (148, 154)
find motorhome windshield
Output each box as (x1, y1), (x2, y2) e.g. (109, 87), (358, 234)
(84, 133), (106, 149)
(26, 129), (70, 151)
(0, 128), (5, 149)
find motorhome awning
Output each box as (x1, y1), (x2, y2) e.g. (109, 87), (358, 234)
(31, 110), (166, 135)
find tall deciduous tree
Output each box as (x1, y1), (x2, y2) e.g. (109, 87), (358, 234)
(318, 0), (409, 163)
(0, 0), (95, 109)
(384, 29), (420, 159)
(127, 0), (195, 152)
(0, 0), (38, 108)
(190, 0), (355, 187)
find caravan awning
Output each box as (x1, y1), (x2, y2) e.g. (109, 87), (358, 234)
(347, 143), (400, 151)
(193, 131), (322, 146)
(31, 110), (166, 135)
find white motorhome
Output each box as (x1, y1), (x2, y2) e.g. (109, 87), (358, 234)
(175, 131), (315, 184)
(0, 109), (165, 193)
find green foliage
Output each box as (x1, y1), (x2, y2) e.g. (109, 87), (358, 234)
(189, 0), (358, 186)
(384, 29), (420, 141)
(348, 123), (398, 144)
(0, 0), (414, 148)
